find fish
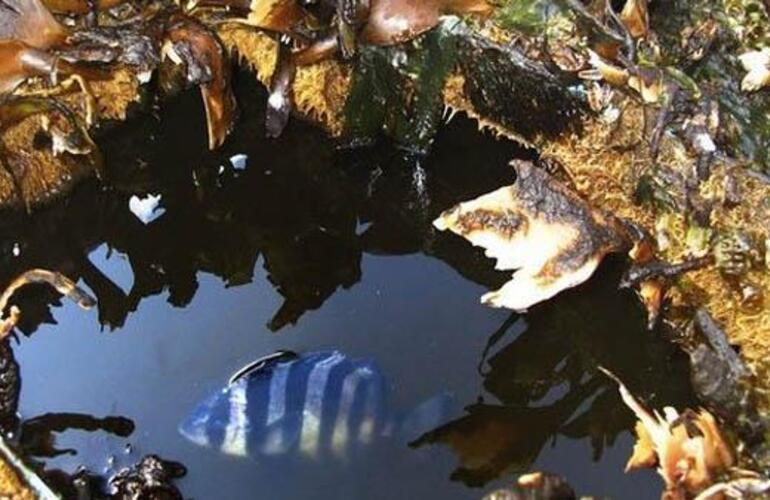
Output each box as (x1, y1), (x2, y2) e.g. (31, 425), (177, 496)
(179, 350), (454, 461)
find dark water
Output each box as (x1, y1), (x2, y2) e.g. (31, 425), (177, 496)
(0, 73), (695, 499)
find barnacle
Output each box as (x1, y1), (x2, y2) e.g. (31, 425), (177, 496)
(713, 230), (762, 279)
(739, 48), (770, 92)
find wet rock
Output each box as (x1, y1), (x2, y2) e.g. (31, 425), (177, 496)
(108, 455), (186, 500)
(0, 341), (20, 432)
(686, 310), (767, 448)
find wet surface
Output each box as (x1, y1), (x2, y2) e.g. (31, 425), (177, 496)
(0, 72), (695, 499)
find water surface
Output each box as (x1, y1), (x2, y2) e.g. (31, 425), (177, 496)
(0, 75), (694, 499)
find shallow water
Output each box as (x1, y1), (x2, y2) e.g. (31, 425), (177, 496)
(0, 74), (695, 499)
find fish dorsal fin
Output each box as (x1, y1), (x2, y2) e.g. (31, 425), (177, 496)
(228, 350), (298, 386)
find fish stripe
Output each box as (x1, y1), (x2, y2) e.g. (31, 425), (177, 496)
(205, 387), (232, 450)
(318, 357), (349, 458)
(220, 381), (250, 456)
(357, 371), (384, 445)
(331, 366), (376, 458)
(299, 352), (345, 458)
(260, 361), (291, 455)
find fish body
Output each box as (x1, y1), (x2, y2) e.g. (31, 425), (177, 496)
(180, 351), (417, 461)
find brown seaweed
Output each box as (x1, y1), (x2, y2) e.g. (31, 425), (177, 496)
(434, 160), (626, 311)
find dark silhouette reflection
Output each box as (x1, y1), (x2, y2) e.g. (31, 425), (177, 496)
(18, 413), (135, 458)
(411, 260), (696, 486)
(0, 70), (522, 335)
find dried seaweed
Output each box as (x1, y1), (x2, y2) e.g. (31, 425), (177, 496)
(434, 160), (626, 311)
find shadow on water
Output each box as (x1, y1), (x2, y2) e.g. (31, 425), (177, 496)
(0, 71), (695, 498)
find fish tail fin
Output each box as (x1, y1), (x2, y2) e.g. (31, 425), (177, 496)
(395, 392), (457, 443)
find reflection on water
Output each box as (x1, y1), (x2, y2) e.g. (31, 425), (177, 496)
(0, 73), (695, 498)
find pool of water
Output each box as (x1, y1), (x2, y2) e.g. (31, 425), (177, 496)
(0, 73), (695, 499)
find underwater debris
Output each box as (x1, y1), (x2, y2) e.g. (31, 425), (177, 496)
(433, 160), (627, 312)
(0, 269), (95, 340)
(603, 368), (735, 499)
(481, 472), (576, 500)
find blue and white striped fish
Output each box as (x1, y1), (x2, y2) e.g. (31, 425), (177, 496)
(179, 350), (454, 461)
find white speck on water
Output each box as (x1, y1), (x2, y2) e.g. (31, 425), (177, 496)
(356, 220), (372, 236)
(129, 194), (166, 225)
(230, 154), (248, 171)
(218, 165), (225, 175)
(11, 243), (20, 257)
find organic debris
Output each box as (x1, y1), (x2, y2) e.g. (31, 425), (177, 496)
(0, 269), (95, 340)
(482, 472), (576, 500)
(434, 160), (628, 311)
(603, 368), (739, 499)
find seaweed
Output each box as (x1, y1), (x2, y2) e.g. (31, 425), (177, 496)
(343, 19), (459, 153)
(457, 30), (586, 141)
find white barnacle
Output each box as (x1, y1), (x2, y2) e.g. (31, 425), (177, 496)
(739, 48), (770, 92)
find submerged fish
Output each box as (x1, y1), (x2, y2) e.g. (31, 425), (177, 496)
(179, 350), (454, 461)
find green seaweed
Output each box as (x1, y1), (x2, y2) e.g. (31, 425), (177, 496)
(343, 21), (460, 153)
(493, 0), (562, 34)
